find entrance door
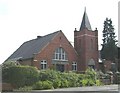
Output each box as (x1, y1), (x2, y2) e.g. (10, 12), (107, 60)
(56, 64), (64, 72)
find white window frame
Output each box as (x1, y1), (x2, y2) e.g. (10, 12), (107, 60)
(72, 62), (77, 71)
(41, 60), (47, 70)
(53, 47), (68, 61)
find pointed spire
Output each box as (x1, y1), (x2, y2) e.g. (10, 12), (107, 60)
(79, 8), (92, 31)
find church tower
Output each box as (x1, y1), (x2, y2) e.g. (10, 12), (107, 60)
(74, 9), (99, 71)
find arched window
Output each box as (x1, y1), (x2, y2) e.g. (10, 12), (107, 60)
(53, 47), (68, 61)
(88, 59), (95, 69)
(72, 62), (77, 71)
(41, 60), (47, 70)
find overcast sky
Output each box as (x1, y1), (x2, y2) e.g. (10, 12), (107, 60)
(0, 0), (119, 64)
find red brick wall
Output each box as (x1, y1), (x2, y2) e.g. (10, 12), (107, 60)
(33, 31), (79, 71)
(74, 28), (99, 71)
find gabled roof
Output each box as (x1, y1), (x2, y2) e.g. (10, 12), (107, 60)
(6, 31), (60, 61)
(79, 8), (92, 31)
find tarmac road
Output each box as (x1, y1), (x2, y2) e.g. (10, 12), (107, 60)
(31, 84), (119, 93)
(52, 84), (119, 91)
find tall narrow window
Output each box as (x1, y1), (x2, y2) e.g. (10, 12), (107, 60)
(91, 39), (93, 50)
(72, 62), (77, 71)
(95, 38), (98, 51)
(41, 60), (47, 70)
(79, 39), (82, 49)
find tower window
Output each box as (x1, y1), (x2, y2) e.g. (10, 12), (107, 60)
(79, 39), (81, 48)
(95, 38), (98, 51)
(90, 39), (93, 50)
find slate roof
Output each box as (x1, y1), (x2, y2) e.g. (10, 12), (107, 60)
(6, 31), (60, 61)
(79, 9), (92, 31)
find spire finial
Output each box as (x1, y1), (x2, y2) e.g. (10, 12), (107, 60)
(84, 7), (86, 12)
(79, 7), (92, 31)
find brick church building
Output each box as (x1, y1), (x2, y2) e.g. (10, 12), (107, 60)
(5, 10), (99, 72)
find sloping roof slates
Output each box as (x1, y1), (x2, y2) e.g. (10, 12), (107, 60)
(6, 31), (59, 61)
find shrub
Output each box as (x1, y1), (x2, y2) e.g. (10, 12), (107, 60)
(81, 78), (96, 86)
(85, 68), (96, 80)
(87, 79), (95, 86)
(38, 69), (103, 88)
(95, 80), (102, 86)
(32, 81), (43, 90)
(38, 69), (101, 88)
(13, 86), (32, 92)
(68, 74), (79, 87)
(42, 80), (53, 89)
(81, 79), (88, 86)
(53, 79), (61, 89)
(60, 72), (80, 87)
(33, 80), (53, 90)
(78, 74), (84, 86)
(60, 79), (69, 88)
(39, 69), (60, 82)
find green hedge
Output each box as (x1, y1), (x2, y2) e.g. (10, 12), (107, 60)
(2, 64), (39, 88)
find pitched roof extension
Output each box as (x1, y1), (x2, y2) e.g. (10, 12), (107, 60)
(6, 31), (60, 61)
(79, 8), (92, 31)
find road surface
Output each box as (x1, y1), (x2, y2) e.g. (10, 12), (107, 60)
(31, 84), (120, 93)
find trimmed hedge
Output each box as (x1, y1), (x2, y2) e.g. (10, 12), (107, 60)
(2, 65), (39, 88)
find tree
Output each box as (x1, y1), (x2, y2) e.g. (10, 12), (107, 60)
(101, 18), (118, 61)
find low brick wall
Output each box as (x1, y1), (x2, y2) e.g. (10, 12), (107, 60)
(2, 83), (13, 91)
(118, 75), (120, 84)
(101, 78), (111, 85)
